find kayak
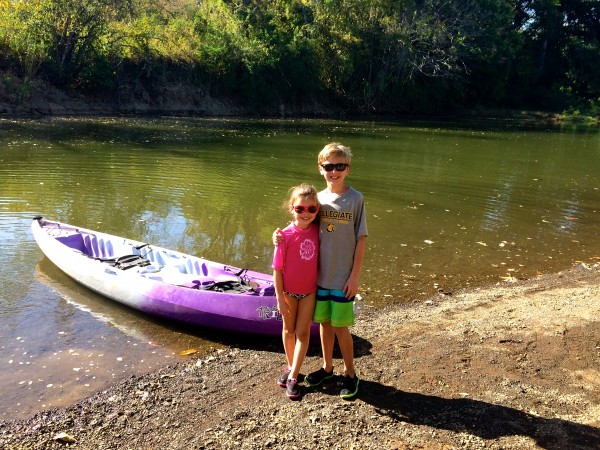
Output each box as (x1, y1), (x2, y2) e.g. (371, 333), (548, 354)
(31, 217), (307, 336)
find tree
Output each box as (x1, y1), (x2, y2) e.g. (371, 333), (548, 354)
(39, 0), (128, 87)
(0, 0), (50, 81)
(512, 0), (600, 110)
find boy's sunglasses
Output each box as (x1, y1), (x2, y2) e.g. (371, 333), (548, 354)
(293, 205), (318, 214)
(321, 163), (349, 172)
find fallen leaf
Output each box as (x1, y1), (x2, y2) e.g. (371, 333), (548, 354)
(53, 432), (76, 443)
(180, 349), (198, 356)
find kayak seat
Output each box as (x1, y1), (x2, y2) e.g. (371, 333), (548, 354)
(55, 233), (86, 252)
(83, 234), (113, 259)
(184, 259), (209, 277)
(82, 234), (134, 260)
(142, 252), (204, 276)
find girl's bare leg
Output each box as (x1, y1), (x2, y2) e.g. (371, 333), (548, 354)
(281, 295), (298, 369)
(289, 293), (316, 379)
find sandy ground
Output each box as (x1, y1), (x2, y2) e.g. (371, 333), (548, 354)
(1, 265), (599, 449)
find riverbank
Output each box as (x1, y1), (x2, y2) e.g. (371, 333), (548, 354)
(3, 75), (598, 124)
(1, 264), (599, 449)
(0, 76), (336, 118)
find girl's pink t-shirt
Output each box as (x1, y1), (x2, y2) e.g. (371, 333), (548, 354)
(272, 222), (319, 295)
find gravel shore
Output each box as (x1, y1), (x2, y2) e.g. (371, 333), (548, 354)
(2, 265), (599, 449)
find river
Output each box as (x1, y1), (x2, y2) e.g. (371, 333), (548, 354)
(0, 116), (598, 419)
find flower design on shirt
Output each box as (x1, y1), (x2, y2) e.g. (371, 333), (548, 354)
(299, 238), (316, 261)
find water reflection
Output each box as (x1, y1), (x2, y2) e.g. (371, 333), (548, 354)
(0, 258), (224, 420)
(34, 259), (218, 352)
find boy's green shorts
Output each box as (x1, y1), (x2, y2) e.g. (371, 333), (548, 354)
(313, 288), (355, 327)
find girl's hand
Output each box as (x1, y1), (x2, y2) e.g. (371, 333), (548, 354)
(277, 300), (290, 317)
(272, 228), (283, 246)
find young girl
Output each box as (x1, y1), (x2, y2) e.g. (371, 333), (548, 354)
(272, 183), (320, 399)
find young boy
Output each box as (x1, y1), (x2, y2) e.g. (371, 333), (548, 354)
(276, 142), (367, 399)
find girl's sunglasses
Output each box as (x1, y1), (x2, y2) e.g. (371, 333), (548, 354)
(293, 205), (318, 214)
(321, 163), (349, 172)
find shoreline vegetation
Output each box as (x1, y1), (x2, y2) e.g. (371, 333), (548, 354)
(1, 1), (599, 122)
(0, 75), (598, 127)
(1, 263), (599, 449)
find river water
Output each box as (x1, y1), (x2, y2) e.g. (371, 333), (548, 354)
(1, 116), (599, 419)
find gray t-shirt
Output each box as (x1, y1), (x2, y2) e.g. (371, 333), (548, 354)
(317, 186), (368, 290)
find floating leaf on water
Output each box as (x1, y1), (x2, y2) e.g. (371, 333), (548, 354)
(53, 432), (76, 443)
(180, 349), (198, 356)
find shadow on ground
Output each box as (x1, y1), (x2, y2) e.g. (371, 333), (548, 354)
(356, 380), (600, 450)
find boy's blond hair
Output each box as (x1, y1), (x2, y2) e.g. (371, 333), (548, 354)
(318, 142), (352, 164)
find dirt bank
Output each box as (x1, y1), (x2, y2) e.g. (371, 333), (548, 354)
(1, 265), (599, 449)
(0, 76), (335, 118)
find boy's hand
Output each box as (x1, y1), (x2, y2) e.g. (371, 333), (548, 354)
(343, 275), (360, 299)
(272, 228), (283, 246)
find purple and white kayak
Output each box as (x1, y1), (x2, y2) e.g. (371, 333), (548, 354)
(32, 217), (309, 336)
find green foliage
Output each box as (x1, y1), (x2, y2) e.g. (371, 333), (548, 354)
(511, 0), (600, 111)
(0, 0), (52, 80)
(0, 0), (597, 113)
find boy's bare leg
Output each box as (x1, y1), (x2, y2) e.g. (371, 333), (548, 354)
(334, 326), (355, 377)
(320, 321), (335, 372)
